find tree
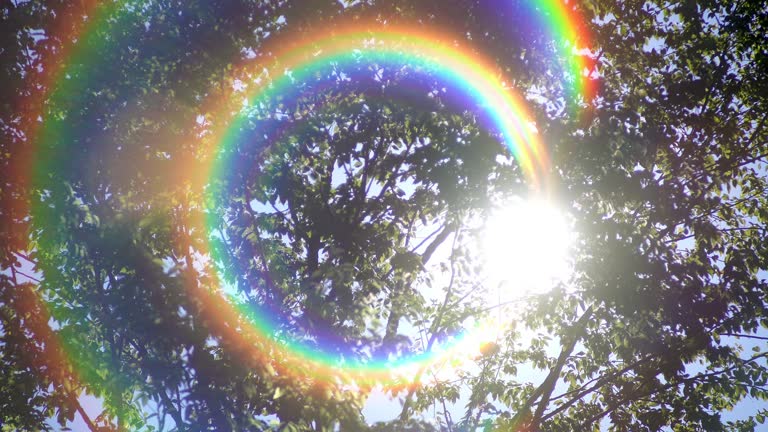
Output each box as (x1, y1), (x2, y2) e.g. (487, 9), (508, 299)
(1, 0), (768, 431)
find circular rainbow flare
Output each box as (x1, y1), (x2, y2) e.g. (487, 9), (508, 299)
(21, 0), (598, 399)
(192, 24), (551, 388)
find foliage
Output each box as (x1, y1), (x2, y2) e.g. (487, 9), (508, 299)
(2, 0), (768, 431)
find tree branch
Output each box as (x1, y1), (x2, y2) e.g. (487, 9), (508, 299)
(519, 305), (594, 429)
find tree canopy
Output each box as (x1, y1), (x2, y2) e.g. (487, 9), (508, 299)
(2, 0), (768, 431)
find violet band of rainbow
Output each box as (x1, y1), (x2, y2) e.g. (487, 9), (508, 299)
(197, 26), (550, 385)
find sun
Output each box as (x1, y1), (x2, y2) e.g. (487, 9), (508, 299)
(481, 198), (572, 301)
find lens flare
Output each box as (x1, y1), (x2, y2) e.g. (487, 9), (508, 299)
(523, 0), (597, 103)
(194, 25), (551, 387)
(22, 0), (596, 401)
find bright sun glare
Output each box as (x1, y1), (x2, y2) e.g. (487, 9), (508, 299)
(481, 199), (572, 301)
